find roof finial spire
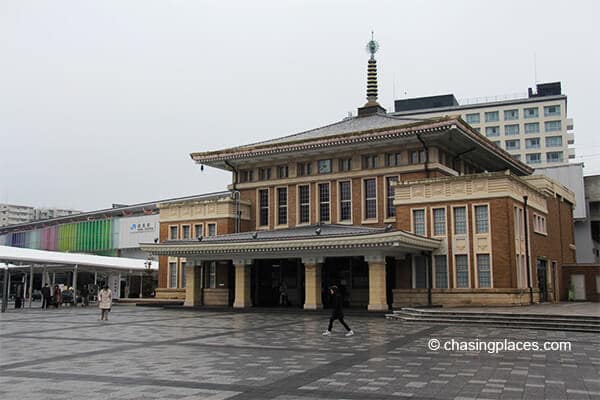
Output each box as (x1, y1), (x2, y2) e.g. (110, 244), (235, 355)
(357, 31), (386, 117)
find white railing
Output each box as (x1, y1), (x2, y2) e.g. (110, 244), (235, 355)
(458, 92), (528, 105)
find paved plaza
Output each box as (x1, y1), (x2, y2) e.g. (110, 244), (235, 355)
(0, 305), (599, 400)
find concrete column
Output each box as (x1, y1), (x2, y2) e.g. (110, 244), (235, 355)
(28, 266), (34, 308)
(233, 260), (252, 309)
(2, 265), (8, 313)
(184, 263), (203, 307)
(303, 258), (323, 310)
(72, 265), (78, 305)
(366, 255), (388, 312)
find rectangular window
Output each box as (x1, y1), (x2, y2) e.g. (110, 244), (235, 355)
(180, 261), (187, 288)
(386, 176), (398, 218)
(504, 109), (519, 120)
(505, 139), (520, 150)
(208, 261), (216, 288)
(513, 154), (521, 161)
(474, 205), (489, 233)
(546, 151), (564, 163)
(181, 225), (191, 239)
(410, 150), (426, 164)
(544, 120), (562, 132)
(318, 183), (330, 222)
(524, 107), (539, 119)
(239, 170), (253, 183)
(455, 255), (469, 288)
(434, 255), (448, 288)
(525, 137), (540, 149)
(412, 209), (426, 236)
(545, 136), (563, 147)
(259, 189), (269, 226)
(258, 167), (272, 181)
(277, 187), (288, 225)
(339, 158), (352, 172)
(433, 208), (446, 236)
(207, 223), (217, 237)
(544, 105), (561, 117)
(504, 124), (520, 135)
(534, 214), (547, 234)
(465, 113), (480, 124)
(317, 159), (332, 174)
(364, 178), (377, 220)
(298, 185), (310, 224)
(526, 153), (541, 164)
(453, 207), (467, 235)
(277, 165), (288, 179)
(386, 152), (402, 167)
(297, 162), (312, 177)
(485, 126), (500, 137)
(524, 122), (540, 134)
(485, 111), (499, 122)
(362, 155), (378, 169)
(339, 181), (352, 222)
(194, 224), (203, 238)
(169, 262), (177, 288)
(477, 254), (491, 288)
(169, 226), (178, 240)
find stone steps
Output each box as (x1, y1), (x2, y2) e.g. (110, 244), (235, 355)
(386, 307), (600, 333)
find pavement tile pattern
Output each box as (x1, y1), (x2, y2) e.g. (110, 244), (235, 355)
(0, 305), (598, 400)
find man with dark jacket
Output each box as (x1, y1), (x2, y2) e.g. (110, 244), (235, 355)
(322, 285), (354, 336)
(41, 284), (51, 309)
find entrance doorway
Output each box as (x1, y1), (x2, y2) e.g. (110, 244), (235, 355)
(251, 259), (303, 307)
(572, 274), (586, 300)
(322, 257), (369, 308)
(537, 259), (548, 302)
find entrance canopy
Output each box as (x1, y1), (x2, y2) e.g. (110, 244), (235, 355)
(141, 224), (440, 260)
(0, 245), (158, 273)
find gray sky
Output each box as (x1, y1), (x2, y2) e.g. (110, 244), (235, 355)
(1, 0), (598, 211)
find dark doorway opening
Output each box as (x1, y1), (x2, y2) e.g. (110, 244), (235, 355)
(322, 257), (369, 308)
(251, 259), (303, 307)
(537, 259), (548, 302)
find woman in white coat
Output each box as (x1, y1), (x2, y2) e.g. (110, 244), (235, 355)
(98, 284), (113, 321)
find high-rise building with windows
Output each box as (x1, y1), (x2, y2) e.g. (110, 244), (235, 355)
(392, 82), (574, 168)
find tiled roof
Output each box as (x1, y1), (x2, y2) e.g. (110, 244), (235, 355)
(165, 224), (389, 244)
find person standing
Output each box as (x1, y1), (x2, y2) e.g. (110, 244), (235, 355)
(98, 284), (112, 321)
(41, 284), (51, 309)
(81, 284), (89, 307)
(322, 285), (354, 337)
(15, 283), (23, 309)
(53, 285), (62, 308)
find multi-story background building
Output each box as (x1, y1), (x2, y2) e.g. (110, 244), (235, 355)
(0, 203), (80, 227)
(392, 82), (575, 168)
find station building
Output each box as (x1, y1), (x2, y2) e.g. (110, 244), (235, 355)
(143, 40), (576, 310)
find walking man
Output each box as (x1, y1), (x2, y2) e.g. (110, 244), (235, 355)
(41, 283), (51, 309)
(322, 285), (354, 337)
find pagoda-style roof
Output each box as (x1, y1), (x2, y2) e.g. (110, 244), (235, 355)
(190, 115), (533, 176)
(140, 224), (441, 260)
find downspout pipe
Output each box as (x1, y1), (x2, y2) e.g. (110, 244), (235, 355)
(523, 195), (533, 304)
(416, 133), (430, 178)
(224, 160), (241, 233)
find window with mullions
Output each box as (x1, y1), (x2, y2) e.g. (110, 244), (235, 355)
(362, 155), (378, 169)
(297, 162), (312, 177)
(485, 111), (499, 122)
(505, 124), (520, 136)
(474, 205), (489, 233)
(277, 165), (288, 179)
(364, 178), (377, 220)
(277, 187), (287, 225)
(386, 176), (398, 218)
(169, 226), (178, 240)
(477, 254), (491, 287)
(524, 122), (540, 134)
(433, 208), (446, 236)
(545, 120), (562, 132)
(181, 225), (191, 239)
(339, 158), (352, 172)
(545, 136), (563, 147)
(180, 261), (187, 288)
(434, 255), (448, 288)
(169, 262), (177, 288)
(339, 181), (352, 222)
(318, 183), (330, 223)
(194, 224), (203, 238)
(298, 185), (310, 224)
(259, 189), (269, 226)
(455, 255), (469, 288)
(544, 105), (561, 117)
(504, 109), (519, 120)
(412, 209), (425, 236)
(453, 207), (467, 235)
(524, 107), (538, 119)
(386, 153), (401, 167)
(258, 167), (272, 181)
(207, 223), (216, 237)
(465, 113), (480, 124)
(207, 261), (216, 288)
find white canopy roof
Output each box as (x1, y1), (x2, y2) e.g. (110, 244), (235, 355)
(0, 245), (157, 272)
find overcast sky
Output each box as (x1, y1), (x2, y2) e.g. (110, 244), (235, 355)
(1, 0), (598, 211)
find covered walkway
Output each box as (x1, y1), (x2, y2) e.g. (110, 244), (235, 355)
(0, 245), (158, 312)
